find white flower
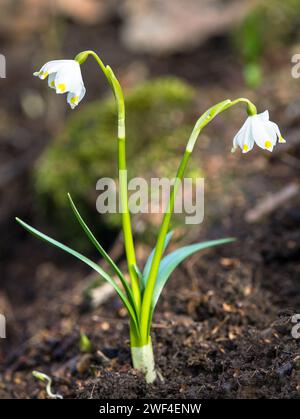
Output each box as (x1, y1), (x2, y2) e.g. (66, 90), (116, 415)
(34, 60), (86, 109)
(232, 111), (286, 154)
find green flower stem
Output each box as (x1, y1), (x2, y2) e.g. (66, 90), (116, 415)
(108, 67), (141, 314)
(75, 51), (141, 313)
(140, 150), (191, 343)
(140, 97), (257, 342)
(118, 135), (141, 313)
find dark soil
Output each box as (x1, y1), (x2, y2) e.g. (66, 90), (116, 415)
(70, 204), (300, 399)
(1, 198), (300, 399)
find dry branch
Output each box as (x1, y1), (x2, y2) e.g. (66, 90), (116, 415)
(245, 183), (299, 223)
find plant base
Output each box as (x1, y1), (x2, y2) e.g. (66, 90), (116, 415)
(131, 340), (157, 384)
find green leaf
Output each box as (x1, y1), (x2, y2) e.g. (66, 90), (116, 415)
(152, 237), (235, 309)
(15, 217), (139, 333)
(67, 194), (134, 303)
(133, 263), (143, 283)
(142, 231), (174, 290)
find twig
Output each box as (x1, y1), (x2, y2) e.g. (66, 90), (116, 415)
(245, 183), (299, 223)
(89, 383), (96, 399)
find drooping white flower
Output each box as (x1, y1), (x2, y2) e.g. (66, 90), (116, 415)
(232, 111), (286, 154)
(33, 60), (86, 109)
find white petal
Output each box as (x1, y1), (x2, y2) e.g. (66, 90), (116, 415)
(241, 122), (254, 153)
(48, 73), (57, 89)
(233, 118), (250, 148)
(266, 117), (286, 143)
(264, 121), (279, 149)
(233, 118), (254, 153)
(268, 120), (286, 143)
(257, 110), (269, 121)
(233, 129), (243, 150)
(54, 62), (83, 94)
(78, 85), (86, 102)
(68, 84), (86, 106)
(33, 60), (71, 79)
(233, 127), (245, 150)
(67, 85), (86, 109)
(251, 115), (275, 152)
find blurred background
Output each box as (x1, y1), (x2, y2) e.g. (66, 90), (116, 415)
(1, 0), (300, 399)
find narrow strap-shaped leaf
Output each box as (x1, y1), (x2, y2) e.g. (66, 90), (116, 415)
(152, 237), (235, 309)
(133, 263), (143, 283)
(142, 231), (174, 290)
(145, 237), (235, 336)
(67, 194), (134, 303)
(15, 217), (139, 333)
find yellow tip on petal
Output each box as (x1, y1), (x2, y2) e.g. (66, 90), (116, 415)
(50, 81), (55, 87)
(57, 83), (66, 93)
(243, 144), (249, 152)
(70, 95), (79, 104)
(264, 140), (272, 149)
(41, 71), (49, 79)
(279, 136), (286, 144)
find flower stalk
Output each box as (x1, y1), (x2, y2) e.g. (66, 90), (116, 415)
(140, 97), (259, 342)
(75, 51), (141, 314)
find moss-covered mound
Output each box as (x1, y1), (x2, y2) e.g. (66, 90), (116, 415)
(233, 0), (300, 87)
(34, 77), (197, 249)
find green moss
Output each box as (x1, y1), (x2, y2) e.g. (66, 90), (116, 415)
(34, 77), (197, 250)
